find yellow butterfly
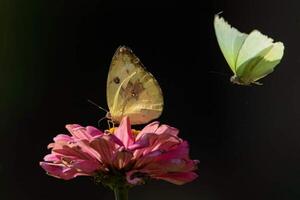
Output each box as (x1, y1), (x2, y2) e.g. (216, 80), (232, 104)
(105, 46), (164, 125)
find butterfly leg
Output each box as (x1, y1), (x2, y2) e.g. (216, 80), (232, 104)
(107, 120), (115, 129)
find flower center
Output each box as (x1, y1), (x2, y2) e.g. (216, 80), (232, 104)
(108, 127), (116, 134)
(108, 127), (140, 136)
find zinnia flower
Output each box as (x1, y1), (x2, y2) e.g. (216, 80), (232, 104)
(40, 117), (198, 196)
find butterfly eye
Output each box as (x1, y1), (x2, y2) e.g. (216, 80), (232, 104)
(113, 77), (120, 84)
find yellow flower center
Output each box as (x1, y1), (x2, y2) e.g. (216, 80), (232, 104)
(108, 127), (140, 136)
(108, 127), (116, 134)
(131, 129), (140, 136)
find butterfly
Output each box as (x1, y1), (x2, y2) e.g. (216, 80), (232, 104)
(105, 46), (163, 125)
(214, 14), (284, 85)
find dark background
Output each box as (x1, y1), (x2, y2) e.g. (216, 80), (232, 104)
(1, 0), (300, 199)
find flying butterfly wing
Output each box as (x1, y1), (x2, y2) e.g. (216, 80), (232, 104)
(235, 30), (274, 78)
(214, 15), (248, 73)
(106, 46), (163, 125)
(247, 42), (284, 82)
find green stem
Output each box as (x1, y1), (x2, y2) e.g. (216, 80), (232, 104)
(114, 186), (128, 200)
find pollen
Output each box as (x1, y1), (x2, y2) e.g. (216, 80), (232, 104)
(107, 127), (140, 136)
(131, 129), (140, 136)
(108, 127), (116, 134)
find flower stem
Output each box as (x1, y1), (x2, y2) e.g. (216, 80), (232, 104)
(114, 186), (128, 200)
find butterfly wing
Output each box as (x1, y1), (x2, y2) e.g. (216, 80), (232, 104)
(214, 15), (248, 73)
(235, 30), (284, 84)
(249, 42), (284, 82)
(106, 46), (163, 125)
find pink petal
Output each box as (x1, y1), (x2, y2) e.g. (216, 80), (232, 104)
(128, 133), (156, 151)
(48, 134), (73, 149)
(109, 134), (124, 147)
(86, 126), (103, 138)
(134, 142), (192, 171)
(40, 162), (78, 180)
(155, 124), (179, 136)
(65, 124), (83, 138)
(148, 159), (186, 172)
(146, 159), (198, 173)
(52, 141), (98, 162)
(155, 172), (198, 185)
(76, 139), (102, 161)
(114, 117), (134, 148)
(153, 141), (189, 161)
(126, 170), (146, 185)
(66, 124), (103, 141)
(71, 160), (101, 173)
(136, 121), (160, 140)
(144, 134), (181, 155)
(89, 135), (115, 165)
(134, 149), (163, 168)
(53, 134), (73, 143)
(112, 150), (133, 169)
(44, 154), (59, 162)
(133, 134), (181, 158)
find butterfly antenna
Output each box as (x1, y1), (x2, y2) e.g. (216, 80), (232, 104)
(216, 11), (223, 15)
(97, 116), (108, 128)
(87, 99), (108, 113)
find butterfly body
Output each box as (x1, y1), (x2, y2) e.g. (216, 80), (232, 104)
(230, 75), (262, 86)
(106, 46), (163, 125)
(214, 15), (284, 85)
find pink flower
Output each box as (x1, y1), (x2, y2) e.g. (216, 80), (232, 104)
(40, 117), (199, 186)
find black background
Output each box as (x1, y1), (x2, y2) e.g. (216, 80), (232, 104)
(1, 0), (300, 199)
